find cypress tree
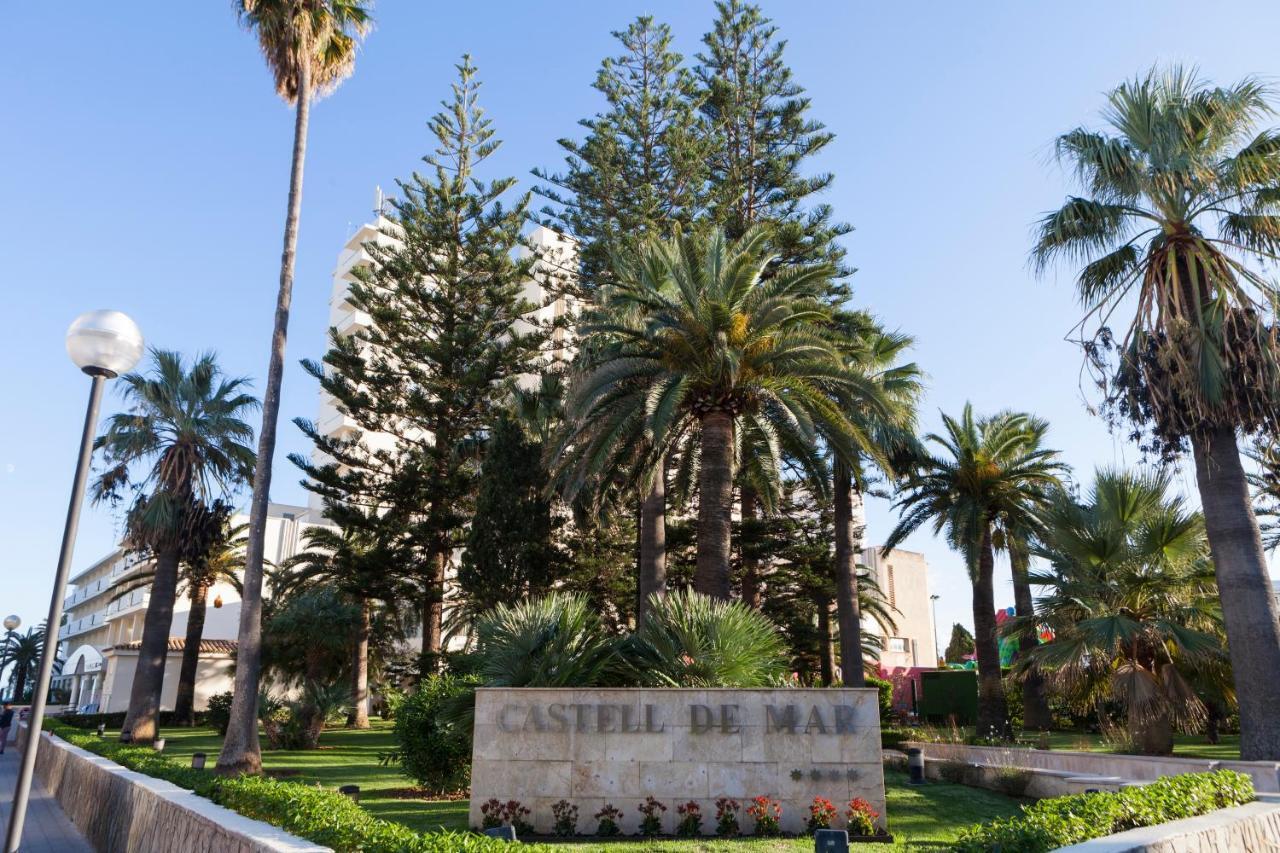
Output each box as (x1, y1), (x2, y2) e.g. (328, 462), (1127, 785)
(295, 56), (547, 671)
(945, 623), (976, 664)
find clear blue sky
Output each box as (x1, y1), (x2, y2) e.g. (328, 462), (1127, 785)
(3, 1), (1279, 642)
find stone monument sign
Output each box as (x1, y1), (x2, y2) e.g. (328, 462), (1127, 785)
(469, 687), (886, 836)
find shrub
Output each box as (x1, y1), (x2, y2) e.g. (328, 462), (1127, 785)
(392, 673), (478, 794)
(846, 797), (879, 836)
(474, 593), (619, 688)
(260, 682), (351, 750)
(43, 720), (519, 853)
(622, 589), (788, 686)
(675, 801), (702, 837)
(952, 771), (1255, 853)
(880, 727), (910, 750)
(715, 797), (741, 837)
(594, 803), (623, 837)
(746, 795), (781, 836)
(936, 758), (972, 784)
(551, 799), (578, 836)
(866, 675), (894, 721)
(205, 691), (234, 736)
(994, 767), (1035, 798)
(806, 796), (837, 833)
(637, 796), (666, 837)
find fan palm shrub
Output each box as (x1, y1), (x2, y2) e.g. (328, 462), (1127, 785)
(226, 0), (372, 775)
(623, 589), (788, 687)
(1033, 66), (1280, 758)
(472, 592), (620, 689)
(563, 227), (888, 600)
(885, 405), (1065, 735)
(92, 350), (257, 743)
(1016, 469), (1230, 755)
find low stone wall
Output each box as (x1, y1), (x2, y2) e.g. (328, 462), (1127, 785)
(904, 740), (1280, 793)
(20, 725), (328, 853)
(1056, 792), (1280, 852)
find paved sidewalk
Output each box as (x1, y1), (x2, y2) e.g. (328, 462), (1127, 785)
(0, 748), (93, 852)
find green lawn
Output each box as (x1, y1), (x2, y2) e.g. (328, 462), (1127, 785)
(123, 722), (1024, 850)
(916, 728), (1242, 761)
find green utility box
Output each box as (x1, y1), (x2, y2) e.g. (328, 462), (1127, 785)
(918, 669), (978, 725)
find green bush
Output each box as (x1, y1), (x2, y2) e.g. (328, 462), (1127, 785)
(865, 675), (893, 721)
(43, 720), (522, 853)
(880, 728), (910, 750)
(205, 691), (234, 736)
(59, 709), (208, 730)
(952, 770), (1255, 853)
(393, 673), (478, 794)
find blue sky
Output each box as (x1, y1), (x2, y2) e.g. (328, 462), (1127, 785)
(3, 1), (1279, 641)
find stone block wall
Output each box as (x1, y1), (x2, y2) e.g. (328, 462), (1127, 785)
(470, 687), (886, 836)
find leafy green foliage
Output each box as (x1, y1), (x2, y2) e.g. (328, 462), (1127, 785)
(622, 588), (788, 687)
(945, 623), (976, 664)
(205, 691), (234, 736)
(953, 770), (1255, 853)
(865, 675), (893, 721)
(473, 592), (620, 689)
(392, 674), (478, 794)
(46, 720), (518, 853)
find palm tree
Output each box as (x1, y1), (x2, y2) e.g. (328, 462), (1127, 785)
(885, 405), (1064, 735)
(565, 228), (887, 600)
(1032, 66), (1280, 759)
(2, 627), (57, 703)
(92, 350), (257, 743)
(828, 312), (921, 687)
(1017, 469), (1229, 755)
(226, 0), (372, 776)
(279, 526), (410, 728)
(110, 511), (247, 725)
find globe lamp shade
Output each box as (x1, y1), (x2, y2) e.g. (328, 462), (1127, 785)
(65, 310), (144, 377)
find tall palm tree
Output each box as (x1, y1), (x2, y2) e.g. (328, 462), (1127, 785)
(1018, 469), (1229, 755)
(828, 312), (921, 687)
(1033, 66), (1280, 759)
(110, 511), (247, 725)
(565, 228), (887, 600)
(885, 405), (1064, 735)
(93, 351), (257, 743)
(226, 0), (372, 775)
(2, 627), (57, 703)
(279, 526), (409, 728)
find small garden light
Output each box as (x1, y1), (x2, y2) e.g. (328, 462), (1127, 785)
(191, 752), (206, 770)
(339, 784), (360, 802)
(907, 747), (926, 784)
(814, 828), (849, 853)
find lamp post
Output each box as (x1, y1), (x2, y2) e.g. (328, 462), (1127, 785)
(5, 310), (142, 853)
(929, 594), (941, 666)
(1, 616), (18, 703)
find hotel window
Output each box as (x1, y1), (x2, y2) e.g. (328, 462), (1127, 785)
(888, 637), (908, 653)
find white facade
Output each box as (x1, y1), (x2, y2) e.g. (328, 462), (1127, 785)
(55, 503), (330, 713)
(859, 546), (938, 672)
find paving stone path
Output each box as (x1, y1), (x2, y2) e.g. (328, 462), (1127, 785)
(0, 748), (93, 852)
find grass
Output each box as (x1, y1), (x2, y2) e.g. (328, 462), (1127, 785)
(109, 722), (1025, 850)
(915, 727), (1242, 761)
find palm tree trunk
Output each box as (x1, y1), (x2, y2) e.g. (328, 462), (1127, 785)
(637, 459), (667, 625)
(833, 460), (866, 687)
(972, 524), (1009, 737)
(1192, 425), (1280, 760)
(173, 581), (209, 726)
(694, 411), (735, 600)
(348, 597), (370, 729)
(739, 484), (762, 608)
(13, 663), (28, 704)
(123, 549), (181, 744)
(1128, 699), (1173, 756)
(1009, 540), (1052, 731)
(817, 599), (835, 686)
(420, 548), (446, 674)
(218, 60), (312, 777)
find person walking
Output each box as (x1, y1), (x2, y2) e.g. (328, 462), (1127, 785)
(0, 702), (13, 755)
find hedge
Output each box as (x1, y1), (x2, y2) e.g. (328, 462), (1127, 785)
(58, 710), (208, 730)
(952, 770), (1256, 853)
(42, 720), (531, 853)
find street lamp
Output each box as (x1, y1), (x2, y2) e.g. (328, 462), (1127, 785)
(5, 310), (142, 853)
(930, 595), (941, 666)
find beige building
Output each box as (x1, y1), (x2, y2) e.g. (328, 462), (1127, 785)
(860, 546), (938, 671)
(55, 503), (329, 713)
